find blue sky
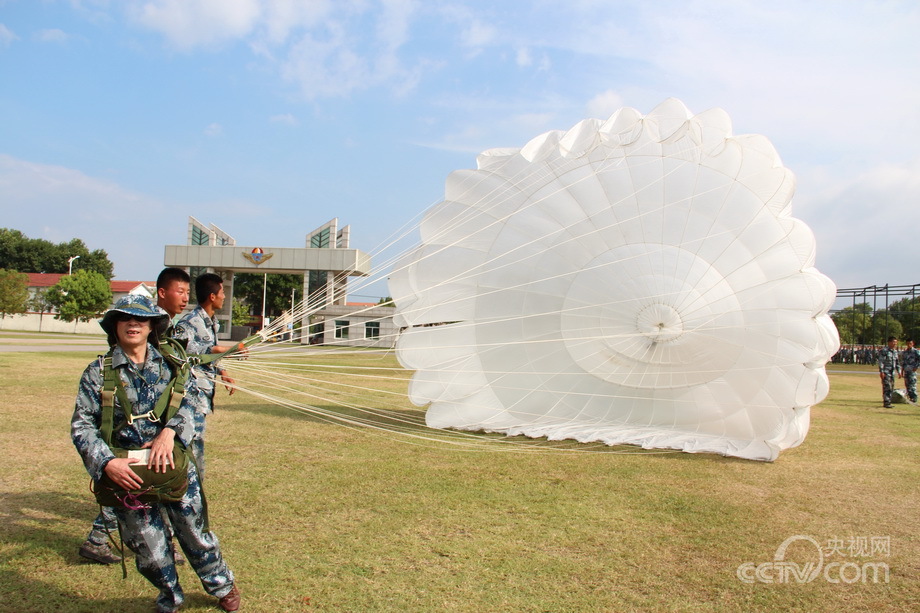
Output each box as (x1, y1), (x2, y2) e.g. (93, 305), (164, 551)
(1, 0), (918, 299)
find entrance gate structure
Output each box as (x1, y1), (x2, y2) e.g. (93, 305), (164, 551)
(164, 217), (372, 343)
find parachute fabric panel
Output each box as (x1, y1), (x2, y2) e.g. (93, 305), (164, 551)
(389, 98), (840, 461)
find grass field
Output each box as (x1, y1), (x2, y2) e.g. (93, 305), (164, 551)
(0, 345), (918, 612)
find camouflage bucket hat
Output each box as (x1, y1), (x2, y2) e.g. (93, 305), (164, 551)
(99, 295), (169, 337)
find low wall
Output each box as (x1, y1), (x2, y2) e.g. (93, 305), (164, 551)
(0, 312), (103, 335)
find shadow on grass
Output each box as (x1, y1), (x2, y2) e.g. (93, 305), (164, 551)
(0, 491), (147, 612)
(0, 568), (152, 613)
(0, 491), (232, 612)
(0, 490), (115, 569)
(216, 400), (748, 462)
(864, 405), (920, 417)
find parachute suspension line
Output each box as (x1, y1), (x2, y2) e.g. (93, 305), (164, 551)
(225, 358), (677, 454)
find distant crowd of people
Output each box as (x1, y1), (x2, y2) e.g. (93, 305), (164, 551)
(830, 344), (888, 364)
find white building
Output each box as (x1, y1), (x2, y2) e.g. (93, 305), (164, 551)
(164, 217), (396, 348)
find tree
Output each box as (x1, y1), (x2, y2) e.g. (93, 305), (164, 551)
(0, 228), (115, 279)
(28, 287), (53, 313)
(0, 269), (29, 319)
(888, 296), (920, 342)
(28, 287), (54, 332)
(231, 297), (252, 327)
(46, 270), (112, 323)
(831, 303), (872, 345)
(377, 296), (394, 306)
(232, 273), (302, 317)
(868, 311), (903, 345)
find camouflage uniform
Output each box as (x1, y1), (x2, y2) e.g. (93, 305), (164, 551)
(71, 343), (235, 613)
(83, 323), (194, 557)
(174, 305), (222, 480)
(878, 346), (901, 407)
(901, 347), (920, 403)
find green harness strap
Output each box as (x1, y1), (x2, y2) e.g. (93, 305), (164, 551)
(99, 349), (188, 447)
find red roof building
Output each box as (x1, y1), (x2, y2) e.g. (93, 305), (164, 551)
(24, 273), (156, 311)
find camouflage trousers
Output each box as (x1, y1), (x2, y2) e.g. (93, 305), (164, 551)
(86, 505), (118, 546)
(905, 370), (918, 403)
(114, 462), (234, 612)
(882, 372), (895, 406)
(87, 506), (174, 547)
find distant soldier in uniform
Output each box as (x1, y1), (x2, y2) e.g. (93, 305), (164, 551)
(878, 336), (901, 408)
(900, 338), (920, 403)
(71, 296), (240, 612)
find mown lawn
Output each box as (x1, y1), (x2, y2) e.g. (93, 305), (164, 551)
(0, 350), (917, 612)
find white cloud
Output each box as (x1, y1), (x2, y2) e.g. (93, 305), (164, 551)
(550, 2), (920, 164)
(376, 0), (415, 51)
(203, 122), (223, 136)
(0, 154), (277, 280)
(35, 28), (69, 43)
(459, 18), (495, 49)
(260, 0), (334, 45)
(516, 47), (532, 67)
(129, 0), (262, 49)
(0, 23), (18, 47)
(0, 154), (180, 279)
(280, 26), (371, 99)
(585, 90), (625, 119)
(270, 113), (298, 126)
(125, 0), (425, 99)
(796, 156), (920, 289)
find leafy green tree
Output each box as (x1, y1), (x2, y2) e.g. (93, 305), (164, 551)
(233, 273), (302, 317)
(377, 296), (394, 306)
(231, 297), (252, 327)
(28, 287), (53, 313)
(46, 270), (112, 323)
(868, 311), (903, 345)
(0, 228), (114, 279)
(888, 296), (920, 342)
(28, 287), (55, 332)
(831, 303), (872, 345)
(0, 269), (29, 319)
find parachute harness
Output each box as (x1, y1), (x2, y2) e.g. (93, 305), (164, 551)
(94, 343), (192, 578)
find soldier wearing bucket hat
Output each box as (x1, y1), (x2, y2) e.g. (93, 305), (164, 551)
(78, 295), (170, 566)
(71, 295), (240, 612)
(82, 290), (191, 566)
(98, 295), (171, 345)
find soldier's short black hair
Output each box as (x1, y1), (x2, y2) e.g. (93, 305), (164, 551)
(195, 273), (224, 305)
(888, 336), (897, 343)
(157, 267), (191, 291)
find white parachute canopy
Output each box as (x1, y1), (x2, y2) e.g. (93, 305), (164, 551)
(388, 98), (840, 461)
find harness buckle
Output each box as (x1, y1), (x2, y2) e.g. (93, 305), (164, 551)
(126, 410), (159, 425)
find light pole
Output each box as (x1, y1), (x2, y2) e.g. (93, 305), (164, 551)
(261, 273), (267, 331)
(67, 255), (80, 274)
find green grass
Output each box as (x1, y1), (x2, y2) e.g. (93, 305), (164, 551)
(0, 350), (918, 612)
